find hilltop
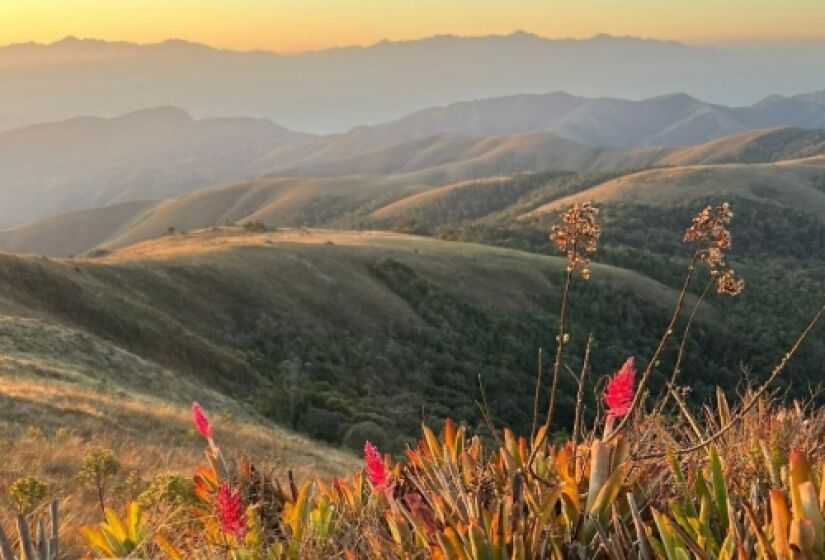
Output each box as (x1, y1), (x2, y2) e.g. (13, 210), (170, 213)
(347, 93), (825, 148)
(0, 228), (729, 447)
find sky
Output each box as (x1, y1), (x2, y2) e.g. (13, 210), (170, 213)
(2, 0), (825, 53)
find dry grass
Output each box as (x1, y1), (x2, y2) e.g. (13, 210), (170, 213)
(91, 227), (695, 316)
(518, 157), (825, 221)
(0, 373), (357, 556)
(370, 176), (512, 219)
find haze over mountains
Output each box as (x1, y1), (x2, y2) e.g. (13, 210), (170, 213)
(4, 125), (825, 257)
(3, 87), (825, 232)
(3, 32), (825, 133)
(0, 107), (312, 228)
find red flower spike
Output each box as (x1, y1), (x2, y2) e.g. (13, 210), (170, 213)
(216, 483), (247, 540)
(191, 402), (213, 439)
(364, 441), (392, 492)
(604, 357), (636, 419)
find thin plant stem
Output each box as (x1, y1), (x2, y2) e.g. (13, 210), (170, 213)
(605, 252), (700, 443)
(526, 265), (574, 475)
(477, 374), (504, 449)
(655, 278), (713, 415)
(572, 335), (593, 474)
(530, 347), (543, 438)
(545, 265), (574, 432)
(637, 298), (825, 459)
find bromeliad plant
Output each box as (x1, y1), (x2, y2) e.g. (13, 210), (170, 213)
(86, 390), (824, 559)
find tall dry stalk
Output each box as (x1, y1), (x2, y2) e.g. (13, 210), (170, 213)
(530, 347), (543, 437)
(637, 297), (825, 459)
(607, 203), (744, 443)
(543, 202), (601, 433)
(527, 203), (600, 475)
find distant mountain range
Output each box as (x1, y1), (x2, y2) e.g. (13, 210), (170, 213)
(2, 32), (825, 133)
(0, 107), (312, 228)
(3, 88), (825, 230)
(356, 91), (825, 148)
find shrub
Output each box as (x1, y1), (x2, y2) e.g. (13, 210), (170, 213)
(302, 406), (348, 443)
(138, 472), (197, 508)
(77, 447), (120, 514)
(24, 426), (45, 440)
(341, 420), (389, 451)
(9, 476), (50, 513)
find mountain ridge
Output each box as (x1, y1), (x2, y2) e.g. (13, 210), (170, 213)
(2, 32), (824, 133)
(0, 31), (692, 57)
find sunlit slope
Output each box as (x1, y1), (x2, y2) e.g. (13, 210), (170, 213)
(519, 158), (825, 220)
(4, 127), (825, 257)
(0, 228), (697, 435)
(0, 372), (356, 555)
(0, 230), (694, 392)
(658, 126), (825, 166)
(0, 200), (160, 257)
(99, 228), (689, 313)
(272, 132), (669, 179)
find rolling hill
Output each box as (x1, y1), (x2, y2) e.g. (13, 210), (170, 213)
(518, 158), (825, 221)
(271, 131), (669, 178)
(342, 92), (825, 148)
(3, 126), (825, 257)
(4, 88), (825, 236)
(2, 225), (821, 453)
(0, 228), (711, 445)
(0, 107), (313, 228)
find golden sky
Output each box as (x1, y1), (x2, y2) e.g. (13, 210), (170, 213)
(2, 0), (825, 52)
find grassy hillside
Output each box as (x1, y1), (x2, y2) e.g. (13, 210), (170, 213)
(519, 158), (825, 220)
(3, 226), (821, 455)
(273, 131), (668, 179)
(0, 373), (355, 556)
(0, 200), (160, 257)
(0, 228), (735, 449)
(657, 126), (825, 165)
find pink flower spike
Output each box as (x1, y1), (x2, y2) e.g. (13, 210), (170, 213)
(216, 483), (247, 540)
(191, 402), (213, 439)
(604, 357), (636, 419)
(364, 441), (392, 492)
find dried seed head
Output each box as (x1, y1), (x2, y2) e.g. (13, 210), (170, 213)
(684, 202), (744, 297)
(714, 269), (745, 296)
(550, 202), (601, 279)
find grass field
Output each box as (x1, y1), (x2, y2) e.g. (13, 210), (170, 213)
(0, 372), (356, 556)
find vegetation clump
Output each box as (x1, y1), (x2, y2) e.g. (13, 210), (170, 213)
(77, 447), (120, 514)
(9, 476), (50, 513)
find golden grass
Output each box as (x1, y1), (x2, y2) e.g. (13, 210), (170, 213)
(94, 228), (424, 262)
(86, 227), (695, 316)
(0, 373), (357, 556)
(518, 158), (825, 221)
(370, 176), (512, 220)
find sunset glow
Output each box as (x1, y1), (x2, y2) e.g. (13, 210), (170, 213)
(3, 0), (825, 52)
